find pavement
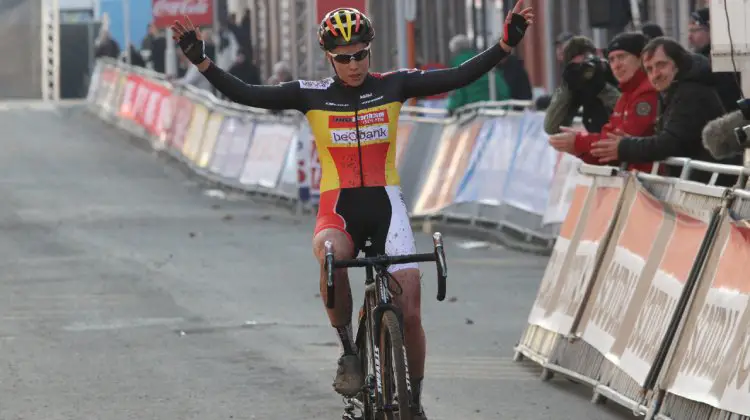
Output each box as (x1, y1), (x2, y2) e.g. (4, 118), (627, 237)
(0, 104), (637, 419)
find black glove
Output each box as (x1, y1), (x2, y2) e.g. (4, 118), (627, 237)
(502, 13), (529, 47)
(178, 30), (207, 65)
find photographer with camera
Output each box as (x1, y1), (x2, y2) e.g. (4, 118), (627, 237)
(548, 32), (658, 172)
(544, 36), (620, 135)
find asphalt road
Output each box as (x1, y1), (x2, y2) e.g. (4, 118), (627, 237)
(0, 103), (636, 419)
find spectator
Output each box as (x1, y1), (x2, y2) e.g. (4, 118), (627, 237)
(175, 50), (214, 92)
(445, 34), (510, 113)
(689, 8), (743, 112)
(202, 29), (217, 62)
(227, 10), (253, 63)
(548, 32), (658, 172)
(534, 95), (551, 111)
(213, 23), (240, 70)
(640, 22), (664, 40)
(94, 29), (120, 59)
(141, 23), (166, 73)
(555, 31), (575, 66)
(496, 53), (532, 100)
(591, 37), (742, 186)
(125, 44), (147, 68)
(544, 35), (620, 134)
(229, 52), (261, 85)
(268, 61), (293, 84)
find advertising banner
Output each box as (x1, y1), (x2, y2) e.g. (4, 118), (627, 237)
(197, 112), (225, 168)
(152, 0), (213, 29)
(529, 174), (628, 334)
(662, 216), (750, 416)
(239, 123), (297, 188)
(412, 118), (485, 215)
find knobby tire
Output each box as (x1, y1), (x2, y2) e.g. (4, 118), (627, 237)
(380, 310), (411, 420)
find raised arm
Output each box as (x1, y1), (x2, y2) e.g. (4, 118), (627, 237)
(171, 17), (302, 111)
(200, 61), (302, 110)
(402, 1), (534, 100)
(401, 45), (510, 100)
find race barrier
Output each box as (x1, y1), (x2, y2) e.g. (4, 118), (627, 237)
(86, 58), (750, 419)
(85, 58), (571, 253)
(514, 158), (750, 419)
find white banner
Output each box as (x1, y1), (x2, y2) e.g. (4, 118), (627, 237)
(502, 111), (558, 215)
(219, 119), (255, 180)
(453, 115), (522, 205)
(239, 123), (297, 188)
(543, 153), (583, 225)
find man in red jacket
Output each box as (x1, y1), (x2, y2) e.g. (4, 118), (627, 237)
(549, 32), (658, 172)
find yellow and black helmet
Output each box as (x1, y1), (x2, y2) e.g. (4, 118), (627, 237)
(318, 8), (375, 51)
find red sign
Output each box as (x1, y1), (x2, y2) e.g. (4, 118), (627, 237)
(117, 73), (174, 138)
(315, 0), (367, 23)
(152, 0), (213, 29)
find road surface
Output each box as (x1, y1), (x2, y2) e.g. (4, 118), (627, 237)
(0, 103), (635, 419)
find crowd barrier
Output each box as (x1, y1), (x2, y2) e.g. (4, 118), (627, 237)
(84, 58), (578, 253)
(85, 58), (750, 419)
(514, 157), (750, 419)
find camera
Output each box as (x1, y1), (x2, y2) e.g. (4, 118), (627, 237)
(563, 55), (610, 92)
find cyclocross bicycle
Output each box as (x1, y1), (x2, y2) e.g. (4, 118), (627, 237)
(324, 232), (448, 420)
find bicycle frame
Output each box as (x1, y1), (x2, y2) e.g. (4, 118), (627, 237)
(325, 232), (448, 419)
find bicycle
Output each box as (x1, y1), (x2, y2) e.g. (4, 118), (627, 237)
(324, 232), (448, 420)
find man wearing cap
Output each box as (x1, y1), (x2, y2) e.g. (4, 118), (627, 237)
(689, 7), (742, 112)
(544, 35), (620, 135)
(548, 32), (658, 172)
(555, 31), (574, 66)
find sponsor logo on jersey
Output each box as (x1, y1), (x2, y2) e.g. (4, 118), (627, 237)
(328, 109), (389, 129)
(331, 125), (390, 144)
(299, 79), (334, 90)
(361, 95), (385, 105)
(360, 92), (373, 99)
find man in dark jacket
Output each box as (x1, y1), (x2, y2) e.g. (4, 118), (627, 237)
(592, 37), (742, 186)
(496, 54), (532, 100)
(689, 8), (743, 112)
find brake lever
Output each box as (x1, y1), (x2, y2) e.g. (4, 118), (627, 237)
(324, 240), (335, 309)
(432, 232), (447, 301)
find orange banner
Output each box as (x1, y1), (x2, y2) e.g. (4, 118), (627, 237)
(412, 118), (485, 215)
(662, 216), (750, 415)
(528, 175), (593, 326)
(617, 209), (708, 385)
(528, 173), (628, 334)
(574, 180), (686, 388)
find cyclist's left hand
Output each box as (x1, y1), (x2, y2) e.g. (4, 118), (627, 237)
(501, 0), (534, 48)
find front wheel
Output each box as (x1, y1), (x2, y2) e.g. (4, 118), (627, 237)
(379, 310), (412, 420)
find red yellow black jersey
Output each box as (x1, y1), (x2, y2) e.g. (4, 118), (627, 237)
(201, 43), (509, 193)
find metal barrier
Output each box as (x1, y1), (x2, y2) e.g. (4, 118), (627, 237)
(513, 156), (750, 420)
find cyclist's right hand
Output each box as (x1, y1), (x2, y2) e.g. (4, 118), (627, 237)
(170, 16), (207, 65)
(502, 0), (534, 48)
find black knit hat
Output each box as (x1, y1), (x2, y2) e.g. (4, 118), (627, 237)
(691, 8), (709, 28)
(641, 22), (664, 40)
(607, 32), (648, 57)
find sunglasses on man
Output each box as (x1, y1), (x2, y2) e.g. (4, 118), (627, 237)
(328, 45), (371, 64)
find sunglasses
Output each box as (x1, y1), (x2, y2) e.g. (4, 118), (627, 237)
(329, 45), (371, 64)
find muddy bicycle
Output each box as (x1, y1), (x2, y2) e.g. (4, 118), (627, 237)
(324, 232), (448, 420)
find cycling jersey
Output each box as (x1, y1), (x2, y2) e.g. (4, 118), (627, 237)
(201, 43), (509, 268)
